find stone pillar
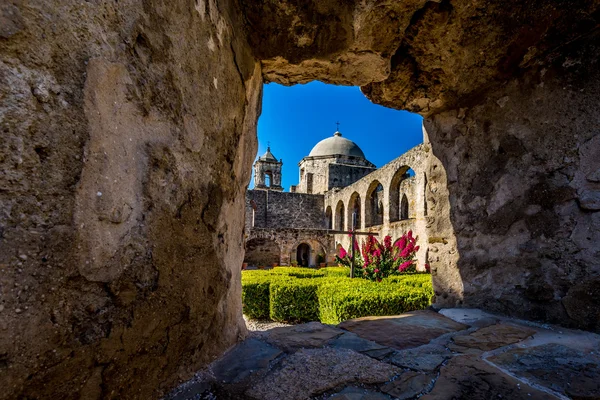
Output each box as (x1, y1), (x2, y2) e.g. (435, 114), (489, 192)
(0, 0), (260, 398)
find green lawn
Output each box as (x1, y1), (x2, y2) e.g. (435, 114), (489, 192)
(242, 267), (434, 325)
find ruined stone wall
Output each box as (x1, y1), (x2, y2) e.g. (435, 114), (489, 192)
(246, 190), (326, 230)
(325, 145), (429, 268)
(0, 1), (259, 398)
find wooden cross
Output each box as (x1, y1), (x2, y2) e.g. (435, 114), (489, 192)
(327, 212), (378, 278)
(335, 121), (340, 131)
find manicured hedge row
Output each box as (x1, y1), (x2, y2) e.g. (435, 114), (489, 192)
(241, 267), (433, 324)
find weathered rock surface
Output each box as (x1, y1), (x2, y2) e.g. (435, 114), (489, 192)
(1, 0), (258, 398)
(245, 348), (401, 400)
(338, 310), (468, 350)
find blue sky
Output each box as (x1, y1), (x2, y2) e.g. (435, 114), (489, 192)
(251, 82), (423, 191)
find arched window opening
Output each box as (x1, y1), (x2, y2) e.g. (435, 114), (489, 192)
(325, 206), (333, 229)
(335, 201), (345, 231)
(265, 170), (273, 187)
(366, 181), (384, 227)
(389, 166), (415, 222)
(348, 192), (361, 230)
(400, 194), (409, 220)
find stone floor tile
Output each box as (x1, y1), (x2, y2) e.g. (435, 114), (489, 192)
(421, 356), (559, 400)
(487, 343), (600, 399)
(211, 338), (282, 384)
(265, 321), (345, 352)
(245, 348), (401, 400)
(327, 386), (391, 400)
(380, 371), (435, 399)
(338, 310), (468, 350)
(388, 344), (451, 371)
(451, 323), (536, 351)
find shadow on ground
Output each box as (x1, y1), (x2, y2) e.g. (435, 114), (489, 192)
(166, 309), (600, 400)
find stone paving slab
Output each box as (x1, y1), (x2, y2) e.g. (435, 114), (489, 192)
(327, 332), (394, 360)
(379, 371), (435, 399)
(265, 321), (344, 352)
(245, 348), (401, 400)
(388, 344), (452, 371)
(451, 323), (536, 351)
(211, 338), (282, 384)
(488, 343), (600, 399)
(338, 310), (468, 350)
(327, 386), (391, 400)
(166, 308), (600, 400)
(420, 356), (560, 400)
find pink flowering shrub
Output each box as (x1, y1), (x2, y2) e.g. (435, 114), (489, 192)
(336, 231), (421, 281)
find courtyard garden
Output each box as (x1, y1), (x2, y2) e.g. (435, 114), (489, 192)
(242, 267), (433, 324)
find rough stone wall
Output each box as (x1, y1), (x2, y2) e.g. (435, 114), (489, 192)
(328, 162), (377, 191)
(298, 158), (331, 194)
(245, 190), (326, 229)
(425, 44), (600, 328)
(0, 1), (259, 398)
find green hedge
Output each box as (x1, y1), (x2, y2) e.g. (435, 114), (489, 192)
(241, 267), (433, 324)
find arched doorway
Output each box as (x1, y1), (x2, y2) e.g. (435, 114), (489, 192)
(325, 206), (333, 229)
(296, 243), (311, 267)
(348, 192), (361, 230)
(335, 200), (345, 230)
(366, 180), (384, 227)
(389, 166), (414, 222)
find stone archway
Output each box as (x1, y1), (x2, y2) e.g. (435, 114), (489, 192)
(3, 1), (600, 398)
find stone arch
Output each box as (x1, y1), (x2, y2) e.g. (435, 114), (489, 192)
(290, 238), (328, 267)
(244, 238), (281, 267)
(347, 192), (361, 230)
(325, 206), (333, 229)
(335, 200), (345, 230)
(389, 165), (413, 222)
(365, 180), (384, 227)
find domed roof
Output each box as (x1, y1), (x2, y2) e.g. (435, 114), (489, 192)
(308, 131), (366, 158)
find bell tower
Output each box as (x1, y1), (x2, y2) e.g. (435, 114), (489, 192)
(253, 146), (283, 191)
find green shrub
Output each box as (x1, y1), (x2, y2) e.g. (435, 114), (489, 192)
(241, 267), (433, 324)
(270, 279), (321, 323)
(318, 279), (433, 324)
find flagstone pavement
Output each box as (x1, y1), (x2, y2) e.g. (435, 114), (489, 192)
(165, 309), (600, 400)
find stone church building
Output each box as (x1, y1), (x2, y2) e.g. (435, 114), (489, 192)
(244, 128), (431, 269)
